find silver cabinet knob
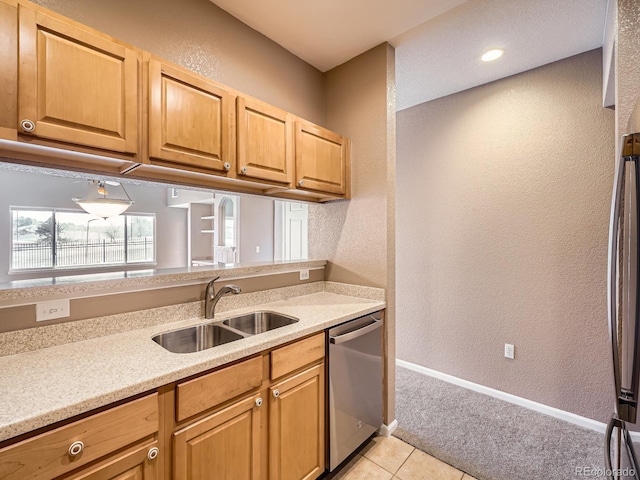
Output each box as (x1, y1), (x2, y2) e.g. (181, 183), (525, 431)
(255, 397), (263, 407)
(223, 162), (231, 171)
(147, 447), (159, 461)
(68, 441), (84, 456)
(20, 119), (35, 132)
(273, 389), (280, 399)
(298, 180), (304, 186)
(241, 166), (248, 174)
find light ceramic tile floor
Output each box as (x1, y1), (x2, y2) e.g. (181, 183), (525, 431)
(330, 436), (477, 480)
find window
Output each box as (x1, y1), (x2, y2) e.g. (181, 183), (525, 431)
(11, 208), (155, 272)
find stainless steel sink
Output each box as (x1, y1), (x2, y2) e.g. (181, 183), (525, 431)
(152, 311), (299, 354)
(223, 311), (298, 334)
(152, 324), (243, 354)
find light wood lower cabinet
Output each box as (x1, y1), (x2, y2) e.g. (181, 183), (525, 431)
(0, 393), (159, 480)
(269, 364), (325, 480)
(60, 441), (160, 480)
(173, 393), (263, 480)
(172, 334), (326, 480)
(0, 335), (326, 480)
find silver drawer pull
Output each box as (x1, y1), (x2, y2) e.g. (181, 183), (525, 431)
(273, 389), (280, 399)
(223, 162), (231, 171)
(20, 119), (35, 132)
(147, 447), (159, 461)
(255, 397), (263, 407)
(68, 441), (84, 456)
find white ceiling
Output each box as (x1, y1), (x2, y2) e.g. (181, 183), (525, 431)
(211, 0), (609, 111)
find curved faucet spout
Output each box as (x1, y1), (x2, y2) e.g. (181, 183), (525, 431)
(205, 278), (241, 319)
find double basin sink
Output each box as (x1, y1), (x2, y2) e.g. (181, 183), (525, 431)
(152, 311), (299, 354)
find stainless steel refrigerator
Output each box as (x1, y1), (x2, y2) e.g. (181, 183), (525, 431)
(606, 100), (640, 479)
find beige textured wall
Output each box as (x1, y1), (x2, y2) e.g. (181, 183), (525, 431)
(309, 44), (392, 288)
(30, 0), (323, 123)
(617, 0), (640, 138)
(309, 43), (397, 423)
(396, 49), (615, 422)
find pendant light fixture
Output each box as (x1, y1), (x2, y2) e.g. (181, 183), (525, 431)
(72, 180), (134, 219)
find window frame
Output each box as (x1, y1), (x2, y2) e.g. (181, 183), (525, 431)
(9, 206), (157, 274)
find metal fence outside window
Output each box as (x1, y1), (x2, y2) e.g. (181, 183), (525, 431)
(12, 238), (154, 270)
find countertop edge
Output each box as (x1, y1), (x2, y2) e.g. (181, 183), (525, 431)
(0, 259), (327, 303)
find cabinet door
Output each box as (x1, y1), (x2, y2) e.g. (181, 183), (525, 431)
(18, 6), (138, 153)
(0, 0), (17, 140)
(237, 96), (293, 185)
(149, 59), (233, 174)
(295, 120), (347, 195)
(173, 393), (263, 480)
(61, 441), (160, 480)
(269, 363), (325, 480)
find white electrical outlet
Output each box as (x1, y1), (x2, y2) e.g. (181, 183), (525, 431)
(300, 269), (310, 280)
(504, 343), (515, 359)
(255, 246), (260, 253)
(36, 299), (71, 322)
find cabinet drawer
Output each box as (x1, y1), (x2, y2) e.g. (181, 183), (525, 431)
(270, 333), (325, 380)
(0, 393), (158, 480)
(176, 356), (263, 422)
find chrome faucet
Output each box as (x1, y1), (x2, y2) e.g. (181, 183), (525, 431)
(205, 276), (241, 319)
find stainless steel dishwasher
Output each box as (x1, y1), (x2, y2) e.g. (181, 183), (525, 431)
(328, 310), (384, 471)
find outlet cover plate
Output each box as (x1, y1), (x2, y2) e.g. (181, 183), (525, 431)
(504, 343), (515, 359)
(300, 269), (310, 280)
(36, 299), (71, 322)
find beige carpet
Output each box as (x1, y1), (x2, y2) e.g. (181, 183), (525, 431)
(394, 365), (606, 480)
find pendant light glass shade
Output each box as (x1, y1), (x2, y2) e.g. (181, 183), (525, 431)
(73, 180), (134, 219)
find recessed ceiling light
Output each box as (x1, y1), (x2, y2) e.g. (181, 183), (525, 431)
(481, 49), (504, 62)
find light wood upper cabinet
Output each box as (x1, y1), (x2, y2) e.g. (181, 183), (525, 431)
(269, 364), (325, 480)
(295, 119), (348, 196)
(237, 96), (293, 185)
(0, 0), (18, 141)
(1, 1), (351, 201)
(173, 393), (263, 480)
(148, 59), (233, 174)
(17, 5), (139, 153)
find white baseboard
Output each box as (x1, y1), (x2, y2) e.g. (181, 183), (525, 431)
(396, 358), (640, 442)
(379, 419), (398, 437)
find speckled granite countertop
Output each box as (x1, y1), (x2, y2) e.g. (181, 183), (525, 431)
(0, 290), (384, 442)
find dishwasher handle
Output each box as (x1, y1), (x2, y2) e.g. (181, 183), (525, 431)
(329, 317), (382, 345)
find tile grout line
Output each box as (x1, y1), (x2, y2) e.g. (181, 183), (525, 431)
(389, 444), (415, 478)
(362, 437), (416, 477)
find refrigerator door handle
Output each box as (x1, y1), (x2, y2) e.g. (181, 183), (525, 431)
(604, 416), (618, 474)
(604, 416), (640, 480)
(609, 142), (625, 412)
